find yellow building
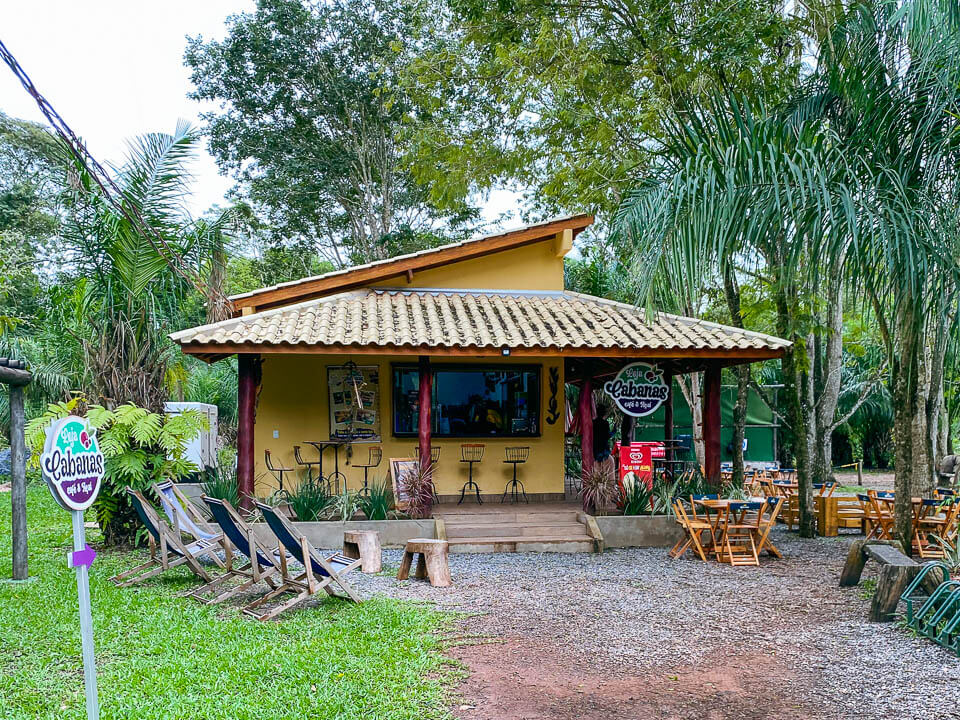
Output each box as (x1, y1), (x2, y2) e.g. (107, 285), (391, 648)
(171, 215), (789, 505)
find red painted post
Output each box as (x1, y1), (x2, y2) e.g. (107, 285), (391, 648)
(703, 363), (722, 486)
(579, 367), (594, 477)
(237, 353), (260, 510)
(663, 368), (674, 463)
(418, 355), (433, 510)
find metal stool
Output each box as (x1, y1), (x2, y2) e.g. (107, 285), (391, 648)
(293, 445), (322, 483)
(458, 444), (484, 505)
(414, 446), (442, 503)
(501, 447), (529, 504)
(264, 449), (294, 494)
(353, 446), (382, 496)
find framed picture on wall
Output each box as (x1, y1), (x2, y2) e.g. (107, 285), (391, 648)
(389, 457), (420, 511)
(327, 364), (381, 442)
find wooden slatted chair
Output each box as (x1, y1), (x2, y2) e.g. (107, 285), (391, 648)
(868, 491), (896, 541)
(669, 499), (713, 562)
(858, 493), (883, 540)
(755, 497), (784, 559)
(914, 498), (957, 559)
(717, 501), (765, 566)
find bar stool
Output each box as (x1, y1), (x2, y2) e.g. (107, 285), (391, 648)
(293, 445), (322, 483)
(264, 449), (294, 494)
(502, 447), (530, 504)
(414, 446), (442, 503)
(353, 446), (382, 496)
(459, 444), (484, 505)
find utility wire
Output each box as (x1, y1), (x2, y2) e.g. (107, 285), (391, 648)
(0, 37), (215, 300)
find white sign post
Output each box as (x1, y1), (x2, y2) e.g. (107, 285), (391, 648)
(41, 415), (104, 720)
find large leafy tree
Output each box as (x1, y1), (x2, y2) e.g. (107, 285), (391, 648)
(403, 0), (802, 217)
(185, 0), (477, 268)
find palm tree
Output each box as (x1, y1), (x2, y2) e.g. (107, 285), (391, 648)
(62, 122), (233, 411)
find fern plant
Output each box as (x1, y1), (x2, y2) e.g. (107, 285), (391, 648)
(26, 397), (205, 544)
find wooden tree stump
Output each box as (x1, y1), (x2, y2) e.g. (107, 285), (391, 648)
(397, 538), (451, 587)
(343, 530), (381, 573)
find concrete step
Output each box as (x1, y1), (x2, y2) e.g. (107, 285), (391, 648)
(445, 522), (591, 539)
(435, 511), (581, 525)
(447, 536), (597, 554)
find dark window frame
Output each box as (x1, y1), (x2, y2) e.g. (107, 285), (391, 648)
(391, 363), (542, 439)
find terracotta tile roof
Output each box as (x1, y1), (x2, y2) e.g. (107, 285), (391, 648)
(171, 289), (791, 356)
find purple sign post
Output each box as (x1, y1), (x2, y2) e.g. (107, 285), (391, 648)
(41, 415), (103, 720)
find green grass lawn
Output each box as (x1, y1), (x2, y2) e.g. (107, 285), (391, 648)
(0, 486), (456, 719)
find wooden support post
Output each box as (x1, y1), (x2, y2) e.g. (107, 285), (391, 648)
(418, 355), (433, 512)
(579, 365), (594, 477)
(663, 368), (674, 462)
(620, 414), (634, 446)
(237, 354), (260, 511)
(857, 460), (863, 486)
(703, 364), (722, 486)
(10, 384), (28, 581)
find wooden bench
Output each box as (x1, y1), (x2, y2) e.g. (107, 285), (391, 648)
(817, 495), (866, 537)
(342, 530), (381, 574)
(839, 539), (922, 621)
(397, 538), (451, 587)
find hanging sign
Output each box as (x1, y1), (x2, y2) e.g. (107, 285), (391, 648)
(41, 415), (105, 511)
(603, 362), (669, 418)
(41, 415), (102, 720)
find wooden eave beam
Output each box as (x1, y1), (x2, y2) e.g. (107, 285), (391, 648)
(178, 342), (785, 362)
(0, 366), (32, 387)
(230, 214), (594, 315)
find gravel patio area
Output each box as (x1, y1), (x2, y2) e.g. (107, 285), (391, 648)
(352, 526), (960, 720)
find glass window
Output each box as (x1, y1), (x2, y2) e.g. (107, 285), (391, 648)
(392, 365), (541, 438)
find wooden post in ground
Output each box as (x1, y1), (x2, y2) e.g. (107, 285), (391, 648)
(237, 354), (260, 511)
(9, 384), (27, 580)
(418, 355), (433, 513)
(702, 364), (722, 486)
(857, 460), (863, 486)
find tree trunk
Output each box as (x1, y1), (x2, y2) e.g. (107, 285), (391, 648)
(723, 268), (748, 487)
(813, 277), (844, 483)
(892, 299), (919, 552)
(677, 372), (705, 467)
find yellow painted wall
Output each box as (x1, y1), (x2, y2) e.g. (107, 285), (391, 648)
(253, 354), (566, 499)
(371, 241), (565, 291)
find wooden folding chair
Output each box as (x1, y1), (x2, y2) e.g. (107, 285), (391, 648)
(868, 491), (895, 540)
(717, 501), (764, 566)
(669, 500), (713, 562)
(109, 488), (224, 588)
(914, 498), (957, 559)
(814, 482), (837, 498)
(755, 496), (784, 558)
(246, 501), (363, 620)
(857, 493), (883, 539)
(189, 496), (287, 605)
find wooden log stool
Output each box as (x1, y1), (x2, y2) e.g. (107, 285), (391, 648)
(397, 538), (451, 587)
(343, 530), (382, 574)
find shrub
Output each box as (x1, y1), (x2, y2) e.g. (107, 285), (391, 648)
(621, 478), (652, 515)
(324, 487), (362, 521)
(359, 478), (394, 521)
(400, 462), (435, 519)
(26, 398), (205, 545)
(286, 475), (330, 521)
(201, 465), (239, 508)
(581, 462), (618, 515)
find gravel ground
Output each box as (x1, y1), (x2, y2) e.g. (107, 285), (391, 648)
(342, 527), (960, 720)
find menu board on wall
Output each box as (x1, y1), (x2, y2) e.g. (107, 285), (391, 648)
(327, 364), (380, 442)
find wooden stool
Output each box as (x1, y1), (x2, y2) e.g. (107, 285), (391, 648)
(397, 538), (451, 587)
(343, 530), (382, 573)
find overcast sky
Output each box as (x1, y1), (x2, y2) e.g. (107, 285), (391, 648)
(0, 1), (520, 224)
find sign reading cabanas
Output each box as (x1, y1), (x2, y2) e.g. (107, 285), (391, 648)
(41, 416), (104, 511)
(603, 362), (669, 418)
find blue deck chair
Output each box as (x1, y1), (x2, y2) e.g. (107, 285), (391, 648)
(249, 502), (363, 620)
(190, 496), (288, 607)
(152, 481), (222, 544)
(109, 488), (223, 588)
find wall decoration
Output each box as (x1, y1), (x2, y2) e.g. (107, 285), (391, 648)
(603, 362), (669, 418)
(327, 363), (380, 441)
(546, 366), (561, 425)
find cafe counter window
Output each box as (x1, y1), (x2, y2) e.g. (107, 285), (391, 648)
(393, 365), (541, 437)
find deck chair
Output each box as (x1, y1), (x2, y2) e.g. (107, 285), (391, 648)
(669, 499), (713, 561)
(247, 501), (363, 620)
(153, 481), (224, 548)
(109, 488), (223, 588)
(189, 496), (286, 605)
(755, 497), (784, 558)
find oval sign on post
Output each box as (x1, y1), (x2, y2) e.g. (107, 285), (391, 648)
(603, 362), (669, 418)
(41, 415), (104, 512)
